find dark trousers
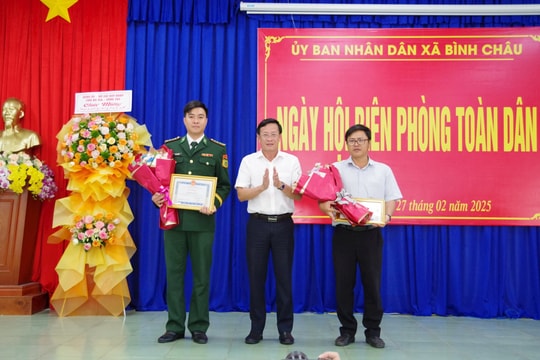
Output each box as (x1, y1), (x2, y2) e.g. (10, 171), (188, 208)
(333, 226), (384, 338)
(246, 215), (295, 335)
(163, 229), (214, 334)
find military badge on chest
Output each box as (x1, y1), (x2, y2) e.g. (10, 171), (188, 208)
(201, 153), (214, 166)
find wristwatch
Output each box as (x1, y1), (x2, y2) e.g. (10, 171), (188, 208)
(277, 182), (285, 191)
(386, 214), (392, 222)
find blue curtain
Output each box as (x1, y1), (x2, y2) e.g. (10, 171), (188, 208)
(125, 0), (540, 319)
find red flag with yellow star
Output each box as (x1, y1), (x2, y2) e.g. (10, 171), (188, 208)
(41, 0), (79, 22)
(0, 0), (128, 297)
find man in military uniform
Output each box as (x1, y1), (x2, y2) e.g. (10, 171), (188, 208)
(152, 100), (231, 345)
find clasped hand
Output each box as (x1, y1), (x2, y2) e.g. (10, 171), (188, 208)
(261, 167), (283, 190)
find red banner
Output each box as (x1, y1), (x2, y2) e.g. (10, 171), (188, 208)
(258, 27), (540, 226)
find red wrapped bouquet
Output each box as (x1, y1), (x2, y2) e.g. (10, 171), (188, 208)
(294, 163), (372, 225)
(129, 145), (178, 230)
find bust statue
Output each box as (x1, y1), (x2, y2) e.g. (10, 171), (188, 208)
(0, 97), (41, 153)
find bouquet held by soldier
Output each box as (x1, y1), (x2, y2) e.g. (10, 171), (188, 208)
(129, 145), (178, 229)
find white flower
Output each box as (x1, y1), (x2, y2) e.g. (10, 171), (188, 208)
(100, 126), (110, 136)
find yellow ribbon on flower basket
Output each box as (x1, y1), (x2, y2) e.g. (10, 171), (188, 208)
(48, 113), (152, 316)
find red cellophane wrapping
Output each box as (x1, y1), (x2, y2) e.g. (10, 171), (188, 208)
(332, 190), (372, 226)
(129, 145), (178, 230)
(293, 163), (372, 226)
(294, 164), (343, 201)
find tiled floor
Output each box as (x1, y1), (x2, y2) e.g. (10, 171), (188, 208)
(0, 310), (538, 359)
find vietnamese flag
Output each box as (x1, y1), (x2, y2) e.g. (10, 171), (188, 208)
(0, 0), (128, 295)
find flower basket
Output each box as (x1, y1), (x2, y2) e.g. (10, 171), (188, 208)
(0, 151), (57, 200)
(70, 213), (121, 252)
(49, 112), (151, 316)
(56, 112), (151, 201)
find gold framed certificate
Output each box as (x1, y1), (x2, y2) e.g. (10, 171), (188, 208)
(169, 174), (217, 210)
(335, 198), (386, 225)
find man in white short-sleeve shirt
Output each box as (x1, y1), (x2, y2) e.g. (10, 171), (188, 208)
(235, 118), (302, 346)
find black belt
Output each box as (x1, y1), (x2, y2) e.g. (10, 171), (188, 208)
(251, 213), (292, 223)
(336, 224), (375, 232)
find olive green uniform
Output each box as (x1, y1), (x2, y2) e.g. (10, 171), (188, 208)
(163, 135), (231, 335)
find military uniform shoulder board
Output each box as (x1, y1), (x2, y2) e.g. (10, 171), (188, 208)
(210, 138), (226, 147)
(164, 136), (182, 143)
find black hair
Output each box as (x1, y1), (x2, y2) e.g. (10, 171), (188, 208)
(345, 124), (371, 141)
(183, 100), (208, 117)
(284, 351), (309, 360)
(257, 118), (282, 135)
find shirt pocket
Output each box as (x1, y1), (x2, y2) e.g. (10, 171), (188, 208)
(173, 155), (184, 172)
(197, 157), (217, 176)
